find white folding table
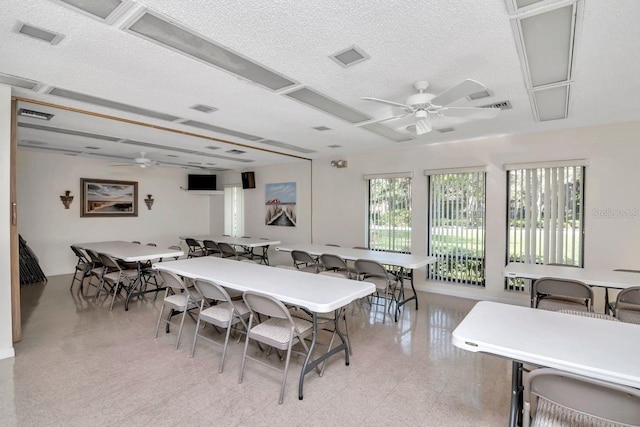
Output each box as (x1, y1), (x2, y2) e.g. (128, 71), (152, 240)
(276, 243), (436, 321)
(74, 241), (184, 310)
(453, 301), (640, 427)
(503, 261), (640, 311)
(153, 256), (375, 400)
(181, 235), (281, 265)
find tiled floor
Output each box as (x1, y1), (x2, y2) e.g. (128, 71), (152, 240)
(1, 274), (512, 426)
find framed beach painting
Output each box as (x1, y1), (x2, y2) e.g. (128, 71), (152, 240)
(265, 182), (296, 226)
(80, 178), (138, 217)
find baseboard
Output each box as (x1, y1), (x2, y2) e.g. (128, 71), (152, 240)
(0, 347), (15, 360)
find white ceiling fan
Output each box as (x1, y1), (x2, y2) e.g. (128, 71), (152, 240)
(361, 79), (501, 135)
(110, 152), (160, 168)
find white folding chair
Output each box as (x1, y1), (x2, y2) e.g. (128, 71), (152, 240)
(190, 279), (250, 372)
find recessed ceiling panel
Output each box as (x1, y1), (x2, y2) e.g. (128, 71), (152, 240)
(48, 87), (181, 121)
(533, 85), (568, 121)
(257, 140), (316, 154)
(56, 0), (123, 20)
(360, 122), (415, 142)
(284, 87), (370, 124)
(127, 11), (296, 91)
(180, 120), (263, 141)
(520, 5), (574, 87)
(0, 73), (39, 90)
(17, 122), (121, 141)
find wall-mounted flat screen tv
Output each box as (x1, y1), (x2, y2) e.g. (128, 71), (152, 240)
(188, 174), (217, 191)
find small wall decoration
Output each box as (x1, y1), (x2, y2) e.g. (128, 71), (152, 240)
(144, 194), (154, 210)
(80, 178), (138, 217)
(60, 190), (74, 209)
(265, 182), (296, 227)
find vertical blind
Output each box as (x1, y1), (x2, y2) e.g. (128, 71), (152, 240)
(427, 170), (486, 286)
(506, 164), (584, 290)
(367, 176), (412, 252)
(224, 186), (244, 237)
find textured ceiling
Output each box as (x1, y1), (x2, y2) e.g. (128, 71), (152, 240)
(2, 0), (640, 171)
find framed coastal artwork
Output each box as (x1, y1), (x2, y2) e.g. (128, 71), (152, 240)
(265, 182), (296, 226)
(80, 178), (138, 217)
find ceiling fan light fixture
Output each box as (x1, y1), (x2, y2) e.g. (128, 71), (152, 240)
(415, 111), (432, 135)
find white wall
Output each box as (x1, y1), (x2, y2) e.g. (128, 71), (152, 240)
(17, 150), (211, 276)
(0, 84), (15, 359)
(304, 121), (640, 305)
(219, 162), (312, 266)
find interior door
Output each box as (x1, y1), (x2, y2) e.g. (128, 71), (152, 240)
(10, 99), (21, 342)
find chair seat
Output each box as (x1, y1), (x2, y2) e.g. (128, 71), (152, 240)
(364, 275), (397, 292)
(250, 317), (313, 346)
(75, 262), (92, 273)
(537, 297), (589, 312)
(164, 293), (200, 310)
(200, 302), (250, 324)
(103, 269), (139, 283)
(532, 397), (613, 427)
(616, 308), (640, 324)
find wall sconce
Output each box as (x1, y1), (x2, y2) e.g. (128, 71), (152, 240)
(330, 159), (348, 168)
(144, 194), (154, 210)
(60, 190), (73, 209)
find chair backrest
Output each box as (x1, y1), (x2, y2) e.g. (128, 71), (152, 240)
(243, 291), (293, 322)
(86, 248), (102, 265)
(202, 240), (220, 254)
(70, 245), (89, 263)
(217, 242), (238, 259)
(523, 368), (640, 427)
(320, 253), (348, 271)
(616, 286), (640, 306)
(193, 279), (231, 303)
(533, 277), (593, 301)
(185, 238), (201, 250)
(158, 270), (187, 293)
(98, 253), (122, 271)
(291, 250), (315, 266)
(354, 259), (389, 280)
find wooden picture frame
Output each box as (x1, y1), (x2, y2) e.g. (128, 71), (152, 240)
(80, 178), (138, 217)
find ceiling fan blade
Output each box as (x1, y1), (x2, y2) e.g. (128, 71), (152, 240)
(361, 97), (412, 109)
(440, 106), (501, 120)
(430, 79), (488, 107)
(415, 116), (432, 135)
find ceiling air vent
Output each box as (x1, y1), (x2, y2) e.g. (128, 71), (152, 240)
(312, 126), (332, 131)
(190, 104), (218, 113)
(330, 46), (370, 68)
(328, 144), (342, 148)
(18, 109), (54, 121)
(479, 100), (512, 110)
(15, 22), (64, 45)
(437, 127), (456, 133)
(205, 146), (220, 150)
(467, 90), (491, 101)
(226, 149), (245, 155)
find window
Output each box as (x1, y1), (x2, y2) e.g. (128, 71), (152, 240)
(224, 186), (244, 237)
(427, 169), (486, 286)
(366, 173), (412, 252)
(506, 161), (585, 291)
